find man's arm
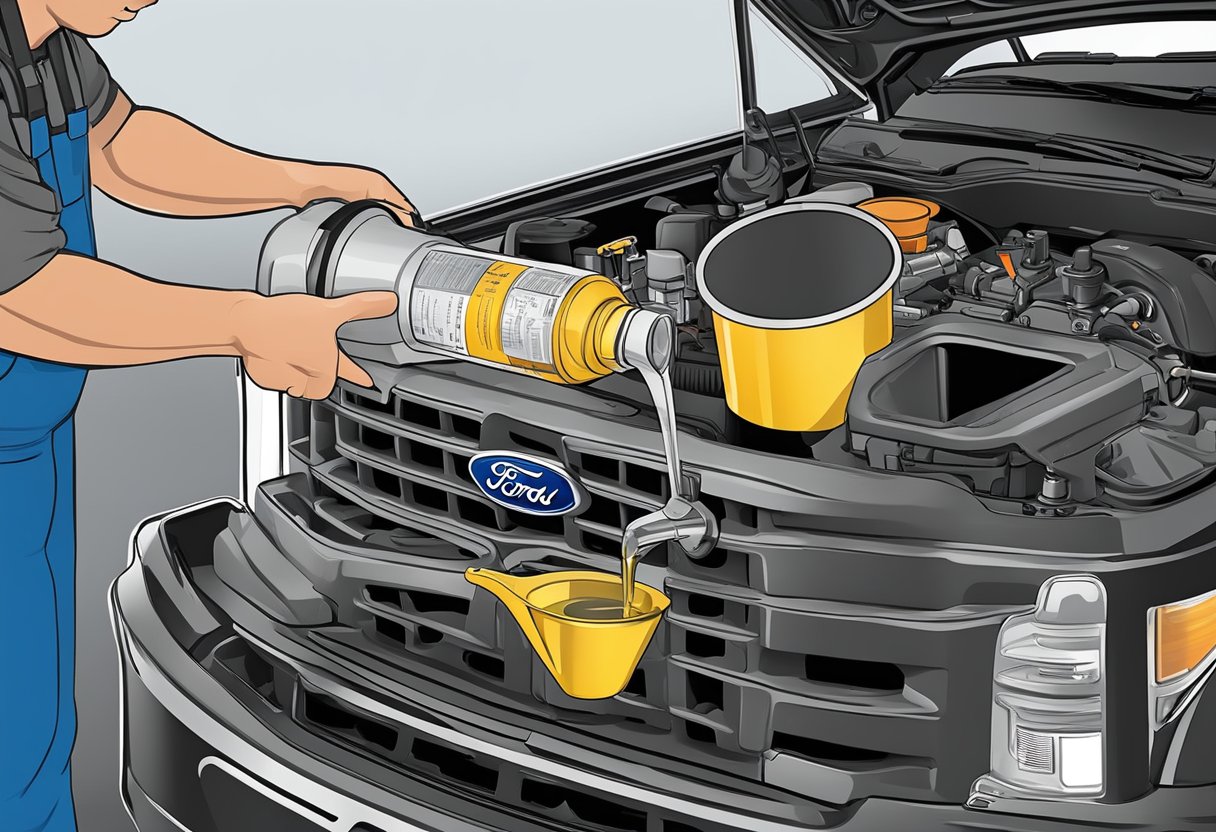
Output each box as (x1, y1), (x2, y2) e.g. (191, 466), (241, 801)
(0, 253), (397, 399)
(88, 90), (416, 225)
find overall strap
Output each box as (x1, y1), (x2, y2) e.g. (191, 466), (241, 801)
(46, 29), (82, 116)
(0, 0), (45, 120)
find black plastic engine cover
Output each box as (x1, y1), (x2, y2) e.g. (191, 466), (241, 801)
(847, 316), (1161, 500)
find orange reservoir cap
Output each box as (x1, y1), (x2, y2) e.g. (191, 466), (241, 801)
(858, 197), (941, 254)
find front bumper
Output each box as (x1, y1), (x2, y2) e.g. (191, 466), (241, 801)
(110, 498), (1216, 832)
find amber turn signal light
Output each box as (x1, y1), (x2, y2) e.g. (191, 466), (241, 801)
(1155, 590), (1216, 683)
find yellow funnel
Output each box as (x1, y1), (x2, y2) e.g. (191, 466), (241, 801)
(465, 568), (670, 699)
(696, 202), (903, 432)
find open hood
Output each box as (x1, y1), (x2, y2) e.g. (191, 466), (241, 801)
(759, 1), (1216, 114)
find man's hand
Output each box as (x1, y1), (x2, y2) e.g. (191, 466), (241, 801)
(301, 164), (418, 227)
(231, 291), (399, 399)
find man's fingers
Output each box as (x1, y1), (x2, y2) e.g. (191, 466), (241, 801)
(300, 375), (337, 400)
(380, 185), (414, 214)
(386, 193), (415, 213)
(328, 291), (399, 324)
(337, 352), (374, 388)
(391, 205), (416, 227)
(376, 199), (416, 227)
(243, 360), (295, 395)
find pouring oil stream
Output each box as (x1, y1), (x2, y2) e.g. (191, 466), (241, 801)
(622, 313), (686, 615)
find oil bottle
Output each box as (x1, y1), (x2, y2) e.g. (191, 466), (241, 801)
(257, 199), (718, 700)
(257, 199), (670, 384)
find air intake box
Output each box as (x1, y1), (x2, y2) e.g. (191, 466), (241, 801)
(846, 316), (1163, 501)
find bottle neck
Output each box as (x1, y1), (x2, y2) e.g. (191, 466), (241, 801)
(590, 299), (633, 373)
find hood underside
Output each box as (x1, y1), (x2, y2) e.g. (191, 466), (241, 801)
(762, 1), (1216, 113)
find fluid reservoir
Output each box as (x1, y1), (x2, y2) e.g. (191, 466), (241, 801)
(857, 196), (940, 253)
(258, 200), (672, 384)
(696, 202), (902, 432)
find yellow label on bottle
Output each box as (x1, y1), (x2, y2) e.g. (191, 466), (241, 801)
(466, 261), (529, 364)
(410, 250), (586, 378)
(499, 268), (583, 372)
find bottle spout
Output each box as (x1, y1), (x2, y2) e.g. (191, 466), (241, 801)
(619, 496), (719, 610)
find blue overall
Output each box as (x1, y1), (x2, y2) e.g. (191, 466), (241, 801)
(0, 13), (94, 832)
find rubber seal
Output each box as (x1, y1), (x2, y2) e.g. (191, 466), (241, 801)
(306, 200), (402, 298)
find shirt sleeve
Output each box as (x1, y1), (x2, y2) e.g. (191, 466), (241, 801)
(0, 119), (66, 294)
(65, 31), (122, 127)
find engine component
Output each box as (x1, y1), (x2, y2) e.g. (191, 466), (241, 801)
(654, 208), (723, 264)
(847, 316), (1164, 501)
(502, 216), (596, 264)
(787, 180), (874, 206)
(644, 249), (697, 324)
(717, 108), (787, 212)
(595, 235), (647, 292)
(1097, 407), (1216, 506)
(1007, 230), (1057, 316)
(900, 246), (960, 296)
(1058, 246), (1108, 308)
(719, 144), (785, 209)
(696, 202), (902, 431)
(257, 200), (671, 385)
(1092, 240), (1216, 355)
(858, 196), (941, 253)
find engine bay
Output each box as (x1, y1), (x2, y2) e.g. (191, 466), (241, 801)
(497, 180), (1216, 513)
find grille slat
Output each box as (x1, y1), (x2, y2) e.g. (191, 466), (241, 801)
(335, 438), (482, 502)
(334, 396), (479, 453)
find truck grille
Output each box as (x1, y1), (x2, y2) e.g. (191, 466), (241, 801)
(325, 388), (687, 559)
(270, 371), (1017, 807)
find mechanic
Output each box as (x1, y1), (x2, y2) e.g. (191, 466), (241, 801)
(0, 2), (408, 830)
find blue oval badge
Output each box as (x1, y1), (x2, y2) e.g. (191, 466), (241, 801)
(469, 452), (585, 516)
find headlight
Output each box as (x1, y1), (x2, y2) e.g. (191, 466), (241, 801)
(1154, 590), (1216, 683)
(238, 365), (288, 505)
(1149, 588), (1216, 728)
(970, 575), (1107, 805)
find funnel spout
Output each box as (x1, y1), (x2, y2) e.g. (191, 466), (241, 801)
(465, 568), (563, 680)
(465, 566), (541, 632)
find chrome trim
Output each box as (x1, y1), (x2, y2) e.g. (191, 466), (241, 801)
(239, 366), (287, 506)
(142, 791), (197, 832)
(198, 757), (336, 829)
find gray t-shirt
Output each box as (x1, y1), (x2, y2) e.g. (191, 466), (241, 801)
(0, 29), (120, 293)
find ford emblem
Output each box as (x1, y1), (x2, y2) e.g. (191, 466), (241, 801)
(469, 452), (585, 516)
